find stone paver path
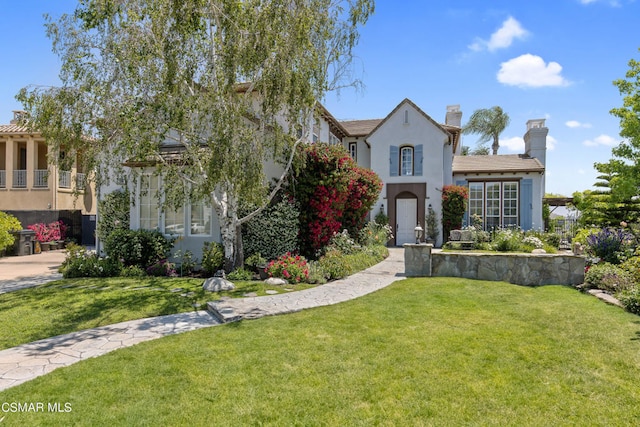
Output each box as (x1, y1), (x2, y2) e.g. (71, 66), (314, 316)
(208, 248), (405, 322)
(0, 248), (405, 392)
(0, 311), (220, 391)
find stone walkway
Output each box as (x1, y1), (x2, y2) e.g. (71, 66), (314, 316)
(0, 248), (405, 392)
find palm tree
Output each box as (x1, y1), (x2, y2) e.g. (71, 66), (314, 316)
(462, 106), (510, 155)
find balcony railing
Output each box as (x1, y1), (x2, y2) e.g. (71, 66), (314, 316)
(76, 173), (86, 190)
(0, 170), (5, 188)
(59, 170), (71, 189)
(13, 170), (27, 188)
(34, 169), (48, 188)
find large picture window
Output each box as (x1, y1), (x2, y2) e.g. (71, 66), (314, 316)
(140, 174), (159, 230)
(467, 181), (519, 230)
(139, 174), (212, 236)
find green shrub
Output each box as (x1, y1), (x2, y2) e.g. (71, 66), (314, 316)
(318, 245), (388, 281)
(573, 227), (601, 246)
(242, 199), (299, 261)
(245, 253), (267, 272)
(358, 221), (393, 247)
(620, 255), (640, 283)
(305, 260), (327, 284)
(326, 229), (361, 255)
(542, 233), (561, 248)
(174, 249), (198, 276)
(374, 211), (389, 226)
(0, 211), (22, 253)
(60, 243), (122, 278)
(617, 287), (640, 315)
(120, 265), (147, 278)
(202, 241), (225, 275)
(96, 190), (130, 241)
(103, 229), (174, 268)
(491, 229), (522, 252)
(584, 262), (635, 293)
(227, 267), (254, 281)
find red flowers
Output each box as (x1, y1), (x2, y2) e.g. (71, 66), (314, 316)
(292, 143), (382, 256)
(265, 252), (309, 284)
(28, 221), (68, 242)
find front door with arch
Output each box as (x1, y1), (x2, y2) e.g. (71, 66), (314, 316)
(396, 197), (417, 245)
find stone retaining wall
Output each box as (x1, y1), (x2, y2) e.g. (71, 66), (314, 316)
(404, 244), (585, 286)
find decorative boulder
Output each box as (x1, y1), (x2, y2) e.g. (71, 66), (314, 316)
(264, 277), (287, 286)
(203, 277), (235, 292)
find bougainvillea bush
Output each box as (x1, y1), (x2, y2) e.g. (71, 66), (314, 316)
(27, 220), (68, 242)
(265, 252), (309, 284)
(290, 143), (382, 257)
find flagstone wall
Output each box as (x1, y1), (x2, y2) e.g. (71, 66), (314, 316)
(404, 244), (585, 286)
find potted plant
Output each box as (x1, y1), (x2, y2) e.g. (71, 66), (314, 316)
(425, 205), (439, 245)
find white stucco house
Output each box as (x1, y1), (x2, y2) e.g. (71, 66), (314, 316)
(327, 99), (548, 247)
(101, 97), (548, 255)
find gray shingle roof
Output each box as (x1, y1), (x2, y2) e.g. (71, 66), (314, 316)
(452, 154), (544, 174)
(339, 119), (383, 137)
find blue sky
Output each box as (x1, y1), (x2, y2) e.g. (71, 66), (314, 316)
(1, 0), (639, 197)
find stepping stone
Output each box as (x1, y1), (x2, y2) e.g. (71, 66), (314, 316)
(265, 290), (278, 295)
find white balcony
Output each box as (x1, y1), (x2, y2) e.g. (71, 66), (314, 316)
(34, 169), (48, 188)
(13, 170), (27, 188)
(59, 170), (71, 189)
(76, 172), (86, 190)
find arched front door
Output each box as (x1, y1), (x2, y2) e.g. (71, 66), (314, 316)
(396, 197), (417, 245)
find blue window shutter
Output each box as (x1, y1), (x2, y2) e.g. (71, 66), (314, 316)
(390, 146), (399, 177)
(414, 144), (423, 176)
(521, 179), (533, 230)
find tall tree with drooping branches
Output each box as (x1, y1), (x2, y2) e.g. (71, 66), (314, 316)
(16, 0), (375, 270)
(462, 106), (510, 155)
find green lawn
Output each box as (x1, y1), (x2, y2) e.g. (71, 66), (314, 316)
(2, 278), (640, 425)
(0, 277), (315, 350)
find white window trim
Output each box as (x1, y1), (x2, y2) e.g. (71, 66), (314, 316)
(400, 146), (414, 176)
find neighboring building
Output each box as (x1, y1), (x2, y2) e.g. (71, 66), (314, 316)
(0, 111), (97, 244)
(106, 98), (548, 254)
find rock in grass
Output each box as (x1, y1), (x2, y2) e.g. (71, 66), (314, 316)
(265, 277), (287, 286)
(203, 277), (235, 292)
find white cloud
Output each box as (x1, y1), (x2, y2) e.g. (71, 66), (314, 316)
(499, 135), (556, 153)
(500, 136), (525, 152)
(579, 0), (623, 6)
(469, 16), (528, 52)
(566, 120), (592, 128)
(497, 54), (571, 88)
(583, 134), (619, 147)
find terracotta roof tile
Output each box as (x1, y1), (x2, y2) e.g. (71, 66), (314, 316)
(0, 124), (32, 134)
(453, 154), (544, 174)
